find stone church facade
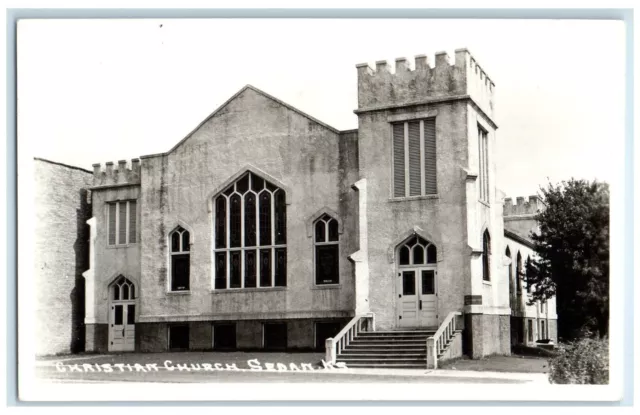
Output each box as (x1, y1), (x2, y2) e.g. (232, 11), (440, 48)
(34, 48), (557, 358)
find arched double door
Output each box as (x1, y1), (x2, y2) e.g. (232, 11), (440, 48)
(108, 276), (136, 352)
(396, 235), (438, 328)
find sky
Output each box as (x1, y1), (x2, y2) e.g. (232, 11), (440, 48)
(18, 18), (626, 198)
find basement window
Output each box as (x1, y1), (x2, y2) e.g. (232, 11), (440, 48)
(213, 323), (237, 350)
(169, 325), (189, 350)
(263, 322), (287, 350)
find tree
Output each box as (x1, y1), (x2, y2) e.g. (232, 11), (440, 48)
(524, 179), (609, 340)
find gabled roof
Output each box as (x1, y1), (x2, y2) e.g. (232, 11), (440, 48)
(504, 229), (535, 250)
(141, 84), (341, 158)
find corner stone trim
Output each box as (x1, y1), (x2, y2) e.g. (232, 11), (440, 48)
(464, 295), (483, 306)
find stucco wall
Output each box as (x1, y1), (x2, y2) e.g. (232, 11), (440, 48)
(89, 185), (141, 325)
(34, 159), (92, 355)
(136, 87), (360, 323)
(357, 101), (470, 330)
(504, 236), (558, 321)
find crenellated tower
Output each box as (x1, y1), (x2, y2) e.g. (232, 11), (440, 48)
(355, 49), (495, 119)
(503, 195), (546, 240)
(91, 159), (141, 187)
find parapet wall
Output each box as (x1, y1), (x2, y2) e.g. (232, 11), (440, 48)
(92, 159), (141, 187)
(503, 195), (546, 217)
(355, 48), (495, 120)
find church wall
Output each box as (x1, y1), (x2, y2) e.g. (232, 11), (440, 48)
(137, 87), (360, 328)
(34, 158), (92, 355)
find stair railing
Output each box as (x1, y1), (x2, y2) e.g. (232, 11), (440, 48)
(325, 313), (375, 364)
(426, 311), (462, 369)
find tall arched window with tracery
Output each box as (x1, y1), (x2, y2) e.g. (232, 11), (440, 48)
(169, 226), (190, 291)
(213, 172), (287, 290)
(314, 214), (340, 285)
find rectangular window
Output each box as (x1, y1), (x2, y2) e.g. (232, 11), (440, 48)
(421, 270), (435, 295)
(392, 118), (437, 198)
(169, 325), (189, 350)
(108, 200), (138, 246)
(527, 319), (534, 342)
(478, 125), (489, 202)
(315, 245), (339, 285)
(402, 271), (416, 295)
(127, 304), (135, 325)
(114, 305), (123, 325)
(213, 324), (237, 349)
(171, 254), (190, 291)
(263, 322), (287, 350)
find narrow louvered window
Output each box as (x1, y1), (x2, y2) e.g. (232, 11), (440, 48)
(128, 201), (137, 243)
(392, 118), (437, 198)
(108, 203), (116, 245)
(478, 125), (489, 202)
(408, 121), (421, 196)
(424, 118), (437, 194)
(392, 123), (405, 197)
(118, 202), (127, 244)
(107, 200), (138, 246)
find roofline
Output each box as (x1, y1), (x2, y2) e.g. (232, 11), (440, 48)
(340, 128), (359, 134)
(504, 229), (536, 250)
(34, 157), (92, 174)
(354, 95), (498, 130)
(140, 84), (341, 159)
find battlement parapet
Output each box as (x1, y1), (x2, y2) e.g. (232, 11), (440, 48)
(355, 48), (495, 120)
(92, 159), (141, 187)
(503, 195), (546, 217)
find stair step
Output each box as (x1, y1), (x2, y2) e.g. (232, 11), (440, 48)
(341, 348), (425, 353)
(358, 332), (434, 334)
(337, 362), (426, 369)
(336, 355), (427, 362)
(338, 354), (427, 362)
(348, 342), (426, 347)
(355, 335), (431, 340)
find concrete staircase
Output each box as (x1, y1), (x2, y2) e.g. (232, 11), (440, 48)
(335, 330), (436, 369)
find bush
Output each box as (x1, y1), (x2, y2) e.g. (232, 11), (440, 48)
(548, 334), (609, 384)
(512, 344), (558, 358)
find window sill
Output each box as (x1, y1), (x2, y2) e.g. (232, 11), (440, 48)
(482, 280), (492, 286)
(167, 290), (191, 296)
(106, 243), (138, 249)
(389, 195), (438, 203)
(312, 284), (341, 290)
(210, 287), (287, 294)
(478, 200), (491, 208)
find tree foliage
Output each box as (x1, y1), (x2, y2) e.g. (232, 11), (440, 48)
(524, 179), (609, 340)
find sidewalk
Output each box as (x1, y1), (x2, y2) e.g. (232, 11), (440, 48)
(33, 352), (548, 384)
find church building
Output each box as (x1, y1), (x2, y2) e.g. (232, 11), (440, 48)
(34, 48), (557, 366)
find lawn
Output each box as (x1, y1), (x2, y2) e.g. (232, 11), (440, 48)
(438, 354), (550, 373)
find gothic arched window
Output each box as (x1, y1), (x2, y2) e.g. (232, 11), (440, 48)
(112, 275), (135, 301)
(516, 252), (523, 294)
(169, 226), (190, 291)
(213, 172), (287, 289)
(482, 230), (491, 281)
(314, 214), (340, 285)
(398, 235), (437, 266)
